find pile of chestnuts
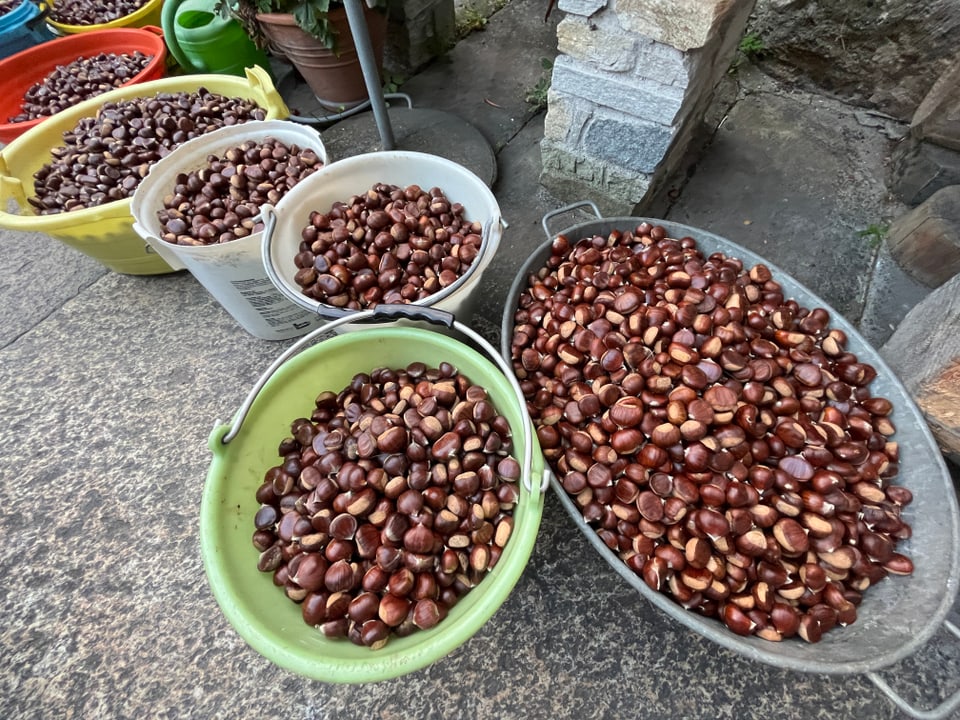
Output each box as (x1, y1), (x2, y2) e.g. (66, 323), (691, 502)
(29, 89), (267, 214)
(49, 0), (150, 26)
(10, 52), (153, 123)
(251, 362), (522, 649)
(292, 183), (483, 309)
(157, 137), (324, 246)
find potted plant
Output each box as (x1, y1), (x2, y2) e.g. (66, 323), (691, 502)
(216, 0), (389, 109)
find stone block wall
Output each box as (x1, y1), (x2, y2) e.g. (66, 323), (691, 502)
(540, 0), (755, 214)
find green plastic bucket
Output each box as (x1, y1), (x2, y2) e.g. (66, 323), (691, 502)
(200, 307), (548, 682)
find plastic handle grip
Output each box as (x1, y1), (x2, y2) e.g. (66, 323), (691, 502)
(245, 65), (288, 117)
(0, 152), (28, 220)
(362, 304), (455, 328)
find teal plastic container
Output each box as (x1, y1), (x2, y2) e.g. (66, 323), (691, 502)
(0, 0), (55, 60)
(161, 0), (270, 76)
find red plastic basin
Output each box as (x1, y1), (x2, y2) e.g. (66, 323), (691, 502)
(0, 25), (167, 144)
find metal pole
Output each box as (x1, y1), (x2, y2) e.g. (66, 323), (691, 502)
(341, 0), (395, 150)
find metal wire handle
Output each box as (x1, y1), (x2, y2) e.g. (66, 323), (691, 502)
(258, 204), (312, 313)
(865, 619), (960, 719)
(540, 200), (601, 240)
(216, 304), (549, 495)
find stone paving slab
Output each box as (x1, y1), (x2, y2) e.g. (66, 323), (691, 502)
(0, 228), (106, 346)
(0, 0), (958, 717)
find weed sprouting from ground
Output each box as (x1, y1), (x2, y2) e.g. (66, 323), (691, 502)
(729, 31), (768, 74)
(858, 223), (889, 249)
(525, 58), (554, 111)
(382, 73), (405, 94)
(456, 8), (488, 36)
(739, 32), (767, 58)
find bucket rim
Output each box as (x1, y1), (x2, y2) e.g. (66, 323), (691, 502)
(0, 66), (287, 233)
(46, 0), (163, 33)
(129, 118), (329, 244)
(0, 0), (38, 26)
(0, 25), (168, 144)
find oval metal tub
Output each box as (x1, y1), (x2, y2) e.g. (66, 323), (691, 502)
(499, 202), (960, 720)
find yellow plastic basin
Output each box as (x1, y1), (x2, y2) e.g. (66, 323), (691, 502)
(0, 66), (289, 275)
(46, 0), (164, 34)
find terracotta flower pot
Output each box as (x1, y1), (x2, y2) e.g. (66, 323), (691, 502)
(256, 4), (387, 109)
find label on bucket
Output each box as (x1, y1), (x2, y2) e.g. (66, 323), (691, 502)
(230, 277), (318, 331)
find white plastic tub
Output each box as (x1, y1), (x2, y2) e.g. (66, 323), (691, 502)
(260, 150), (503, 332)
(130, 119), (330, 341)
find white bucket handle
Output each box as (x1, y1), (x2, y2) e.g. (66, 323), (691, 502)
(217, 304), (549, 495)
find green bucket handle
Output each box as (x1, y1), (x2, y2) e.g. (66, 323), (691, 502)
(217, 304), (550, 495)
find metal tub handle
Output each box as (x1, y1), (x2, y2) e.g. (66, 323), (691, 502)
(540, 200), (601, 240)
(216, 304), (549, 495)
(865, 618), (960, 720)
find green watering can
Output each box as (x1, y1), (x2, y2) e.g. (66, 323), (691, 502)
(161, 0), (271, 76)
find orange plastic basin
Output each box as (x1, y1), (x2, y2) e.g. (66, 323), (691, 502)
(0, 25), (167, 144)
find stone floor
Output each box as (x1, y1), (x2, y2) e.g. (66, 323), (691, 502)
(1, 0), (958, 717)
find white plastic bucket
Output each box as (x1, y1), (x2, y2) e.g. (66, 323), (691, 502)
(130, 120), (330, 341)
(260, 150), (504, 332)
